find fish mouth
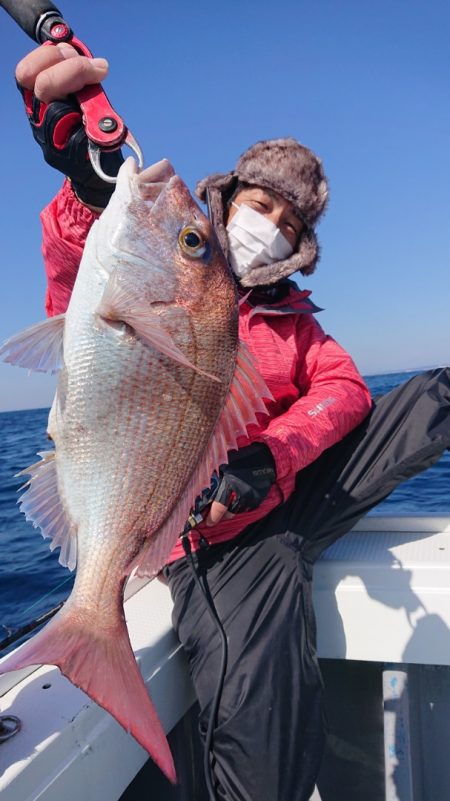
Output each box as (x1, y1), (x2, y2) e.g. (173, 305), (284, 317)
(133, 159), (177, 205)
(127, 159), (192, 212)
(120, 157), (194, 212)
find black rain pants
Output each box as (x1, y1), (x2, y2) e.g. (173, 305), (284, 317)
(163, 367), (450, 801)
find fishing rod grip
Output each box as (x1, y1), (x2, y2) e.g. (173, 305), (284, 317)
(0, 0), (70, 43)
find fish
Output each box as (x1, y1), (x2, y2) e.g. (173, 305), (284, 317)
(0, 157), (270, 782)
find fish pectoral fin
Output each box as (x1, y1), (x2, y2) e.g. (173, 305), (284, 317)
(0, 314), (65, 373)
(131, 341), (273, 579)
(97, 271), (220, 382)
(17, 450), (77, 571)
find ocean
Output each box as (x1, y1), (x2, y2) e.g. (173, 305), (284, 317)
(1, 370), (449, 651)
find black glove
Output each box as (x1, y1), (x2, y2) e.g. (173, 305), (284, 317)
(214, 442), (277, 514)
(17, 83), (123, 208)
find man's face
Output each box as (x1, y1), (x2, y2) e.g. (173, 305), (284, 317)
(226, 185), (303, 250)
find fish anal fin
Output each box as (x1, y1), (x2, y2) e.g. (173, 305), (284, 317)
(98, 271), (220, 382)
(0, 314), (65, 373)
(17, 450), (77, 571)
(0, 604), (176, 784)
(131, 340), (272, 577)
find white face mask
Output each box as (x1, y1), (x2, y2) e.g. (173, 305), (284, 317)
(226, 203), (294, 279)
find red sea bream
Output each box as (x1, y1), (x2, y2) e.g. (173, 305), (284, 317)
(0, 158), (269, 782)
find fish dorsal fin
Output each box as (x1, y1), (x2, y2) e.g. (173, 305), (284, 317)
(98, 271), (220, 383)
(17, 450), (77, 571)
(130, 341), (273, 578)
(0, 314), (65, 373)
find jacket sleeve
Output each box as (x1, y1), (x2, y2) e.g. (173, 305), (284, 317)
(40, 179), (100, 317)
(260, 315), (373, 481)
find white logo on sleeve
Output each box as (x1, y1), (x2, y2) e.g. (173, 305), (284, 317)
(307, 397), (337, 417)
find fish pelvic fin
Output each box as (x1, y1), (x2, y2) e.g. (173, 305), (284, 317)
(131, 340), (273, 578)
(0, 314), (65, 373)
(0, 603), (176, 784)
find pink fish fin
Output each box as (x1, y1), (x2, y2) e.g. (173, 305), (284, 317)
(0, 602), (176, 784)
(97, 271), (220, 383)
(0, 314), (65, 373)
(16, 450), (77, 571)
(131, 341), (273, 578)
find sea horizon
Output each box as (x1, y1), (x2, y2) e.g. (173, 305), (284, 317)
(1, 364), (447, 415)
(364, 363), (447, 377)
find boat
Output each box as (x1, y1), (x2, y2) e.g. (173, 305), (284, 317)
(1, 514), (450, 800)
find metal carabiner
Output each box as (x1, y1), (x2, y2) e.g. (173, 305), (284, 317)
(88, 131), (144, 184)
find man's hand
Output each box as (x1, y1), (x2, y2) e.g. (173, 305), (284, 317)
(15, 44), (122, 208)
(16, 43), (108, 104)
(206, 442), (276, 526)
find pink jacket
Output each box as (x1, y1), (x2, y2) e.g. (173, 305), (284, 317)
(40, 180), (372, 559)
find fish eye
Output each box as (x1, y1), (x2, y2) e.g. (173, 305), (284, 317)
(179, 226), (208, 258)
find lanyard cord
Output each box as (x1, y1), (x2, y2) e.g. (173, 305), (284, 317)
(181, 533), (228, 801)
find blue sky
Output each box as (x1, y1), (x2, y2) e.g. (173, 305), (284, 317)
(0, 0), (449, 411)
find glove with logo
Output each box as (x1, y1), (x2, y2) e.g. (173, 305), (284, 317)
(17, 83), (123, 208)
(213, 442), (276, 515)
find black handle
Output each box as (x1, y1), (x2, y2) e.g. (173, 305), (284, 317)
(0, 0), (70, 43)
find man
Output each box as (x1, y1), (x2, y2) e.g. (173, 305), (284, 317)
(15, 43), (450, 801)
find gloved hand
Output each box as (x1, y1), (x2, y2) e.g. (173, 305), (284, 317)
(206, 442), (276, 526)
(15, 43), (122, 208)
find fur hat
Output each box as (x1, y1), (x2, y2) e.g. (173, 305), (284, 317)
(196, 138), (329, 287)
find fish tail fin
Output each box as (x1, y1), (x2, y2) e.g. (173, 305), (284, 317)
(0, 604), (176, 784)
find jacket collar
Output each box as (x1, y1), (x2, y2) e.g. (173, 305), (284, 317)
(240, 279), (323, 318)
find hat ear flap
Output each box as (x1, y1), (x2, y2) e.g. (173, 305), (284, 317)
(195, 171), (237, 202)
(199, 185), (230, 256)
(297, 228), (320, 276)
(195, 172), (239, 257)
